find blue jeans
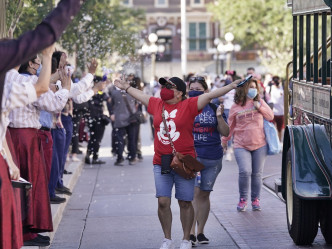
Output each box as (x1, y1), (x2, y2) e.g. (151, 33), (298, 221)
(195, 157), (222, 191)
(114, 123), (139, 160)
(153, 165), (195, 201)
(49, 128), (65, 197)
(234, 145), (267, 201)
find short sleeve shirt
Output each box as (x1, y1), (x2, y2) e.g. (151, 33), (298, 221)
(147, 97), (201, 165)
(193, 103), (226, 160)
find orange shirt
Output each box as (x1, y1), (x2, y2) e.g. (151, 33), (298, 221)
(222, 99), (274, 151)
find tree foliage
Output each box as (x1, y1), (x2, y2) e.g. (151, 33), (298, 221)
(5, 0), (145, 71)
(208, 0), (293, 76)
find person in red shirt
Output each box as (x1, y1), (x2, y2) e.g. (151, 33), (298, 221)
(114, 75), (240, 249)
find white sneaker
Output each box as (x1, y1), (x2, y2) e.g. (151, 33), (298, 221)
(180, 240), (192, 249)
(160, 238), (175, 249)
(225, 152), (232, 161)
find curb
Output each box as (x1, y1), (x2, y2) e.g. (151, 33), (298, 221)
(22, 157), (84, 249)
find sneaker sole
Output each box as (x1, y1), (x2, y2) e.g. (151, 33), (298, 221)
(198, 241), (209, 244)
(237, 207), (247, 212)
(252, 207), (261, 211)
(190, 241), (198, 247)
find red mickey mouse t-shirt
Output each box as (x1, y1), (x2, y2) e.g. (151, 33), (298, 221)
(147, 96), (202, 165)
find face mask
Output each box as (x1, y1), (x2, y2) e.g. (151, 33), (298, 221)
(188, 90), (204, 98)
(247, 88), (257, 99)
(160, 88), (174, 101)
(36, 64), (42, 76)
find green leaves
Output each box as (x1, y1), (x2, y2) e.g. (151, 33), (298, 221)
(6, 0), (145, 71)
(209, 0), (293, 76)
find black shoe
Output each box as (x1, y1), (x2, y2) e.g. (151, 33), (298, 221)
(64, 169), (72, 174)
(37, 234), (50, 241)
(114, 158), (124, 166)
(137, 154), (143, 162)
(55, 186), (72, 196)
(50, 195), (66, 204)
(92, 159), (106, 164)
(24, 236), (50, 246)
(85, 156), (91, 164)
(129, 158), (137, 165)
(197, 233), (209, 244)
(190, 234), (197, 247)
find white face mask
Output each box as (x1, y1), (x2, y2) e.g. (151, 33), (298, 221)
(247, 88), (258, 99)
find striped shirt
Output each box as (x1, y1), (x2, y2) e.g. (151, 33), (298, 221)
(9, 73), (69, 129)
(0, 69), (37, 150)
(69, 73), (94, 103)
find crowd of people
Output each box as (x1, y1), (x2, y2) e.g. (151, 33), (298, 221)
(0, 1), (286, 249)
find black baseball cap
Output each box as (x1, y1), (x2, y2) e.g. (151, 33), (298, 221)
(159, 77), (186, 96)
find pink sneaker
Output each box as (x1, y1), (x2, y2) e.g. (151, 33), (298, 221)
(237, 198), (247, 212)
(252, 198), (261, 211)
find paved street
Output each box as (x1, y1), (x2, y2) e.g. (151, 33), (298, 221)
(49, 121), (331, 249)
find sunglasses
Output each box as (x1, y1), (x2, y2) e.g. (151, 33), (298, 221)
(189, 76), (205, 83)
(162, 79), (177, 89)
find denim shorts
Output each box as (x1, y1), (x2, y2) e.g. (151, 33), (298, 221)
(195, 157), (222, 191)
(153, 165), (195, 201)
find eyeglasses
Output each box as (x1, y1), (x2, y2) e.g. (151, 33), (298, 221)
(32, 61), (40, 66)
(189, 76), (205, 83)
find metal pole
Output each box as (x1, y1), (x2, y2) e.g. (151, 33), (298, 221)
(181, 0), (187, 78)
(226, 52), (231, 71)
(216, 51), (219, 75)
(151, 52), (156, 83)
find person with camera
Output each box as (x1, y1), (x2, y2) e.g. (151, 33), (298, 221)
(187, 76), (229, 247)
(109, 75), (140, 166)
(114, 75), (240, 249)
(85, 76), (110, 164)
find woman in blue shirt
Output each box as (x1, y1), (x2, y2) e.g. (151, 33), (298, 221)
(188, 76), (229, 247)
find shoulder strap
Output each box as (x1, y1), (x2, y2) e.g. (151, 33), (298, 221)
(162, 105), (176, 155)
(122, 94), (133, 115)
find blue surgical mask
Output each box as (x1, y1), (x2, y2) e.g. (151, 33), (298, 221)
(247, 88), (257, 99)
(188, 90), (204, 97)
(36, 64), (42, 76)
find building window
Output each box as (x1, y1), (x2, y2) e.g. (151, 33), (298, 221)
(191, 0), (204, 7)
(122, 0), (133, 6)
(155, 0), (168, 7)
(189, 22), (207, 51)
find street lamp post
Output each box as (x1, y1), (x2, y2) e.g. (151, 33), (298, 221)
(148, 33), (158, 83)
(214, 32), (241, 74)
(139, 33), (165, 85)
(214, 38), (221, 75)
(223, 32), (241, 71)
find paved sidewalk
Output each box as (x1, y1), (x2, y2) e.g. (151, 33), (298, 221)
(28, 123), (331, 249)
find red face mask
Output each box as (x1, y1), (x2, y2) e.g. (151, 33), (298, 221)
(160, 88), (174, 101)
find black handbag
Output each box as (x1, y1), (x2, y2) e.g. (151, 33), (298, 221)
(128, 111), (146, 124)
(123, 94), (146, 124)
(101, 114), (111, 125)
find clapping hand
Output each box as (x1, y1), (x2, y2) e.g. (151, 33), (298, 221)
(88, 58), (98, 75)
(59, 66), (71, 90)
